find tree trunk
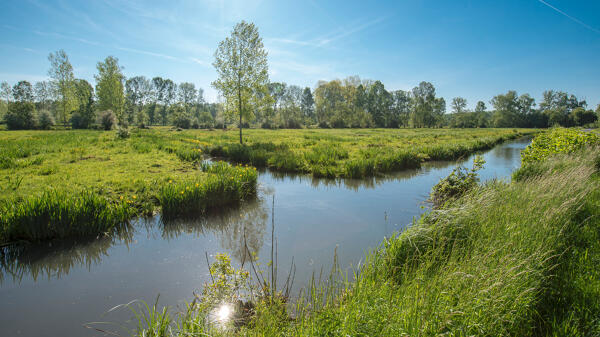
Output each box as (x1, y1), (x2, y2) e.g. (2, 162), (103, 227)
(238, 85), (243, 144)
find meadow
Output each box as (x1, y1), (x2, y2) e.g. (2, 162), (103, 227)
(0, 127), (533, 244)
(132, 128), (600, 336)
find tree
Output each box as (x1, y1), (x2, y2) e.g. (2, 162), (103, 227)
(95, 56), (125, 125)
(280, 85), (303, 128)
(539, 90), (585, 127)
(48, 50), (76, 125)
(178, 82), (197, 114)
(6, 101), (36, 130)
(300, 87), (315, 124)
(366, 80), (392, 127)
(212, 21), (269, 144)
(451, 97), (467, 114)
(34, 81), (53, 111)
(12, 81), (34, 102)
(1, 81), (10, 103)
(571, 107), (597, 126)
(71, 79), (95, 129)
(491, 91), (520, 127)
(7, 81), (36, 129)
(162, 79), (176, 125)
(126, 76), (151, 126)
(411, 82), (444, 127)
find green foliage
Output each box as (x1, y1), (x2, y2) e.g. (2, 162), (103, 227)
(0, 190), (134, 243)
(520, 128), (599, 166)
(159, 162), (257, 217)
(212, 20), (269, 144)
(0, 129), (261, 244)
(95, 56), (125, 124)
(99, 110), (116, 130)
(37, 110), (55, 130)
(6, 102), (36, 130)
(201, 128), (532, 178)
(430, 155), (485, 207)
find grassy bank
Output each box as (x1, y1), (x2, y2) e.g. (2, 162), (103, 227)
(0, 130), (257, 244)
(199, 128), (536, 178)
(132, 128), (600, 336)
(0, 128), (531, 243)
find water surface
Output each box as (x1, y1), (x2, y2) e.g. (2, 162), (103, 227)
(0, 137), (530, 337)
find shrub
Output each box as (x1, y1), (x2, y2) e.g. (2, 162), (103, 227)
(37, 110), (54, 130)
(116, 125), (130, 139)
(520, 128), (600, 166)
(6, 102), (36, 130)
(99, 110), (116, 130)
(430, 155), (485, 207)
(173, 115), (192, 129)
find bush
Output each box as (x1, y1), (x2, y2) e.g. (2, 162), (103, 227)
(37, 110), (54, 130)
(6, 102), (36, 130)
(430, 155), (485, 207)
(116, 125), (130, 139)
(173, 114), (192, 129)
(520, 128), (600, 166)
(99, 110), (116, 130)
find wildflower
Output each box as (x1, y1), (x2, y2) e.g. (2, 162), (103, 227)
(169, 180), (173, 183)
(195, 183), (199, 187)
(119, 196), (123, 200)
(132, 195), (137, 199)
(181, 191), (184, 194)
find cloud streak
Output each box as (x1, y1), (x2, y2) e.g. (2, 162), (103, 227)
(538, 0), (600, 35)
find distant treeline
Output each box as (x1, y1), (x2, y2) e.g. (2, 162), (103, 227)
(1, 51), (598, 130)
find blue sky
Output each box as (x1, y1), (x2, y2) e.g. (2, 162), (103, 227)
(1, 0), (599, 109)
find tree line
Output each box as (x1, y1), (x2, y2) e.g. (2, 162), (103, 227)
(1, 49), (598, 131)
(0, 50), (219, 131)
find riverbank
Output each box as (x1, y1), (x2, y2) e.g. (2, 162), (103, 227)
(135, 128), (600, 336)
(201, 128), (537, 178)
(0, 128), (533, 244)
(0, 130), (257, 244)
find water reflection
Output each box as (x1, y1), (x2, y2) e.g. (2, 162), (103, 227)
(0, 197), (269, 284)
(0, 227), (134, 284)
(159, 197), (268, 265)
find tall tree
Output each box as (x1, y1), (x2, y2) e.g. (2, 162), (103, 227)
(34, 81), (53, 111)
(1, 81), (10, 103)
(366, 80), (392, 127)
(48, 50), (76, 125)
(212, 21), (269, 144)
(391, 90), (411, 127)
(72, 79), (95, 128)
(162, 79), (176, 125)
(12, 81), (34, 102)
(451, 97), (467, 114)
(411, 82), (444, 127)
(491, 91), (520, 127)
(95, 56), (125, 125)
(178, 82), (197, 114)
(300, 87), (315, 124)
(125, 76), (151, 125)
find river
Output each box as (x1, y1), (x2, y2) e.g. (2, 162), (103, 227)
(0, 137), (531, 337)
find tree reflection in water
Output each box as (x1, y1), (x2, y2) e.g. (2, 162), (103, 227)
(0, 197), (269, 285)
(0, 224), (135, 284)
(159, 195), (269, 266)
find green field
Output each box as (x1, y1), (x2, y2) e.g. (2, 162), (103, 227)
(0, 127), (533, 243)
(132, 128), (600, 336)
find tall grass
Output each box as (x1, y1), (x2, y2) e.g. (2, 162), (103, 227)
(131, 139), (600, 336)
(0, 190), (134, 243)
(159, 162), (257, 218)
(200, 129), (534, 178)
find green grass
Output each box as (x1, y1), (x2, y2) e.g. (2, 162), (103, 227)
(0, 128), (534, 243)
(131, 130), (600, 336)
(198, 128), (537, 178)
(0, 129), (257, 243)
